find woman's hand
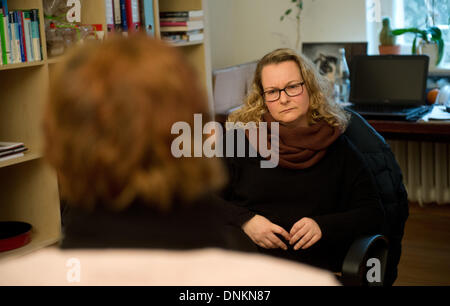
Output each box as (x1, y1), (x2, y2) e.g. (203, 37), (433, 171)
(289, 217), (322, 250)
(242, 215), (290, 250)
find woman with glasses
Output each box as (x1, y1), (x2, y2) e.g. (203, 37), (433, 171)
(223, 48), (384, 272)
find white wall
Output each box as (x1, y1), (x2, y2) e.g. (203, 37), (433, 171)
(207, 0), (368, 70)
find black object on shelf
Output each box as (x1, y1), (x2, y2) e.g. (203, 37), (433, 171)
(0, 221), (32, 252)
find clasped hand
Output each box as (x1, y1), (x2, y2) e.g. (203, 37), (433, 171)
(242, 215), (322, 250)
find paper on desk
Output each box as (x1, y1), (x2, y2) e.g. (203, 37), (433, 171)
(420, 105), (450, 121)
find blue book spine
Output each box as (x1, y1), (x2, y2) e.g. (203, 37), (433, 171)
(141, 0), (154, 36)
(119, 0), (128, 33)
(30, 9), (41, 61)
(14, 11), (24, 62)
(23, 11), (33, 62)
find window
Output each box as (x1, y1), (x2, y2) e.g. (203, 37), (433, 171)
(367, 0), (450, 68)
(395, 0), (449, 66)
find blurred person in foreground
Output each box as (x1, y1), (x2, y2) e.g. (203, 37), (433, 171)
(0, 35), (339, 285)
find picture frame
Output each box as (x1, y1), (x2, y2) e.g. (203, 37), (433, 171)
(301, 42), (367, 81)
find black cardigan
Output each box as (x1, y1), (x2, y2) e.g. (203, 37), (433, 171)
(220, 132), (385, 271)
(60, 193), (230, 250)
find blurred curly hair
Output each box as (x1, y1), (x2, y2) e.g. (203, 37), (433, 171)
(44, 34), (225, 211)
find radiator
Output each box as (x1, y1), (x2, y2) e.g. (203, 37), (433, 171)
(388, 140), (450, 205)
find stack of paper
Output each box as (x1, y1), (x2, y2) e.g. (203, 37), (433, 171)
(0, 142), (27, 161)
(420, 105), (450, 122)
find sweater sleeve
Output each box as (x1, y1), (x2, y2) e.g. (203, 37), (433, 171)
(215, 128), (256, 227)
(313, 137), (385, 243)
(216, 154), (256, 227)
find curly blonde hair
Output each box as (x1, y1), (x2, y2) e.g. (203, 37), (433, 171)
(228, 48), (349, 130)
(44, 35), (225, 211)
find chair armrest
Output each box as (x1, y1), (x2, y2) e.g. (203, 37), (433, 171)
(340, 234), (389, 286)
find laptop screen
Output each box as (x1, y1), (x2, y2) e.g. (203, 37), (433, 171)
(349, 55), (429, 106)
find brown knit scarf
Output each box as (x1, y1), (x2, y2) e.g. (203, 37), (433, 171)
(246, 112), (341, 169)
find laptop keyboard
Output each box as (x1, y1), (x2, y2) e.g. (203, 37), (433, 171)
(350, 104), (413, 114)
(349, 104), (433, 121)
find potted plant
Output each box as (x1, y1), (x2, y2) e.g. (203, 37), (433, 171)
(280, 0), (304, 52)
(379, 17), (401, 55)
(391, 26), (444, 69)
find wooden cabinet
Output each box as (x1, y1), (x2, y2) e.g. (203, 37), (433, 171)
(0, 0), (213, 259)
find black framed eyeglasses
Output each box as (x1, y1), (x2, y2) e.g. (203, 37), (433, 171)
(263, 82), (305, 102)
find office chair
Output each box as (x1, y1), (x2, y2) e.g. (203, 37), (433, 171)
(343, 107), (409, 286)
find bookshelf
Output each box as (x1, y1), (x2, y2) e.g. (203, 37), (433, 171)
(0, 0), (60, 260)
(0, 0), (214, 259)
(157, 0), (214, 112)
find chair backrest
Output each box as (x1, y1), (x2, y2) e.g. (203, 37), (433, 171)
(343, 107), (409, 286)
(213, 61), (257, 115)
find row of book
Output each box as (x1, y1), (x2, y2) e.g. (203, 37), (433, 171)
(160, 10), (204, 44)
(105, 0), (155, 36)
(0, 142), (27, 162)
(0, 1), (42, 66)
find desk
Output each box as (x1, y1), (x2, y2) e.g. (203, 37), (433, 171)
(215, 113), (450, 143)
(368, 120), (450, 142)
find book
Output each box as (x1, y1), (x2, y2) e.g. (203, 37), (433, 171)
(140, 0), (154, 36)
(159, 10), (203, 18)
(113, 0), (122, 32)
(160, 20), (203, 28)
(14, 11), (25, 62)
(0, 141), (24, 152)
(8, 11), (20, 63)
(1, 0), (11, 64)
(119, 0), (128, 34)
(22, 11), (34, 62)
(0, 152), (24, 162)
(105, 0), (114, 33)
(0, 11), (7, 64)
(161, 30), (204, 43)
(125, 0), (140, 33)
(0, 146), (27, 158)
(160, 19), (204, 32)
(160, 25), (203, 32)
(30, 9), (41, 61)
(159, 16), (203, 22)
(17, 11), (27, 62)
(0, 141), (27, 160)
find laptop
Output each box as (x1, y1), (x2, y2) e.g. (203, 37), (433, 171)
(349, 55), (431, 121)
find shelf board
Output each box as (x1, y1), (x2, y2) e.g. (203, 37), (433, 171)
(168, 40), (204, 47)
(0, 150), (43, 169)
(47, 56), (66, 65)
(0, 61), (46, 71)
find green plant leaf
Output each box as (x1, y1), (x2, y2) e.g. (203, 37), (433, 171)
(392, 27), (423, 36)
(431, 37), (445, 64)
(392, 27), (428, 41)
(428, 26), (442, 39)
(285, 8), (292, 16)
(412, 36), (417, 54)
(280, 15), (284, 21)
